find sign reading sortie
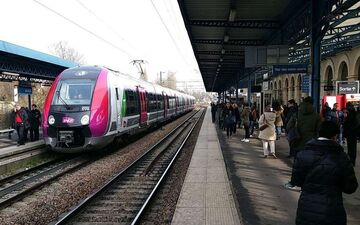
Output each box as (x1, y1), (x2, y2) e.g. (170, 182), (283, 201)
(336, 81), (359, 95)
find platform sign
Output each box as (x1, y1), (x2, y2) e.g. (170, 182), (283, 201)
(302, 75), (310, 94)
(18, 86), (32, 95)
(336, 81), (359, 95)
(273, 64), (308, 75)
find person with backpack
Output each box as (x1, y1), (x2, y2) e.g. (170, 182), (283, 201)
(285, 97), (321, 190)
(14, 104), (28, 146)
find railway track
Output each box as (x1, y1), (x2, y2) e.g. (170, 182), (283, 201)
(0, 156), (91, 210)
(54, 109), (204, 225)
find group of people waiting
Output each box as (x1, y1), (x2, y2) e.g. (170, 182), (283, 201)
(11, 104), (41, 146)
(211, 102), (258, 143)
(211, 96), (359, 225)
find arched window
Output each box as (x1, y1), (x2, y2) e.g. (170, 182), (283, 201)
(325, 66), (333, 86)
(339, 61), (348, 81)
(290, 77), (295, 100)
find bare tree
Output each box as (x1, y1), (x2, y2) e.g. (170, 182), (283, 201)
(49, 41), (85, 65)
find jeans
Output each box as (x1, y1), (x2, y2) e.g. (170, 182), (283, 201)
(276, 126), (282, 139)
(16, 123), (25, 144)
(249, 121), (255, 135)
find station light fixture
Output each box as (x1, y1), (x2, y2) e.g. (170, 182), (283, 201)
(223, 35), (229, 43)
(228, 9), (236, 22)
(2, 71), (19, 76)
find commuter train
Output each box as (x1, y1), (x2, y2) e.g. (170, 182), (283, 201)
(42, 66), (195, 153)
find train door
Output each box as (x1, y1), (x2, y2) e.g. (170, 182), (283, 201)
(137, 86), (148, 126)
(163, 92), (168, 118)
(115, 87), (121, 129)
(175, 95), (178, 114)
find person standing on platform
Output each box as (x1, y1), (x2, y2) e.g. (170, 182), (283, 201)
(322, 101), (331, 120)
(285, 99), (298, 158)
(238, 103), (243, 128)
(249, 105), (257, 137)
(285, 96), (321, 190)
(14, 104), (28, 146)
(258, 104), (277, 158)
(343, 102), (359, 166)
(241, 103), (251, 142)
(30, 104), (41, 141)
(292, 121), (358, 225)
(273, 102), (284, 140)
(233, 103), (240, 134)
(23, 107), (31, 142)
(210, 102), (217, 123)
(328, 103), (344, 143)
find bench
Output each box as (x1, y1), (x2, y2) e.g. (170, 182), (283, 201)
(0, 128), (15, 139)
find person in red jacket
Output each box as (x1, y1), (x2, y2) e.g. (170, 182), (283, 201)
(14, 104), (28, 146)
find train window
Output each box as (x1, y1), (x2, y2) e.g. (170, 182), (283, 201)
(125, 90), (139, 116)
(157, 94), (163, 110)
(52, 79), (95, 106)
(148, 93), (157, 112)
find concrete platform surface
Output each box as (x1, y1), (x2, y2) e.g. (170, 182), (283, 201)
(171, 108), (242, 225)
(218, 120), (360, 225)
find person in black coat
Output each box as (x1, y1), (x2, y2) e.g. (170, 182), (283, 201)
(210, 102), (217, 123)
(30, 104), (41, 141)
(292, 121), (358, 225)
(343, 102), (359, 166)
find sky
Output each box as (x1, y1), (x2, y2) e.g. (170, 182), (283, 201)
(0, 0), (205, 91)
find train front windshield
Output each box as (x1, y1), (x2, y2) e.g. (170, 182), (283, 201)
(52, 79), (95, 106)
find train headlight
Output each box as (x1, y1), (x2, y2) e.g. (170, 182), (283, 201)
(81, 115), (90, 125)
(48, 115), (55, 125)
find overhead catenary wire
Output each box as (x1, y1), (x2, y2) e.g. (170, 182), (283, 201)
(74, 0), (147, 59)
(32, 0), (135, 58)
(150, 0), (194, 69)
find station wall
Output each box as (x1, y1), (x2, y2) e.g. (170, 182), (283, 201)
(267, 45), (360, 105)
(0, 82), (50, 129)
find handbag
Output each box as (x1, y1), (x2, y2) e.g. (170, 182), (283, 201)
(259, 114), (269, 131)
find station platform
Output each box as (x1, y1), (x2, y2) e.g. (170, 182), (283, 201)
(217, 117), (360, 225)
(171, 108), (242, 225)
(172, 108), (360, 225)
(0, 129), (44, 158)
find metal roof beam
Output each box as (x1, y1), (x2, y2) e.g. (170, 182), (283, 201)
(193, 39), (264, 46)
(190, 20), (279, 29)
(269, 0), (358, 45)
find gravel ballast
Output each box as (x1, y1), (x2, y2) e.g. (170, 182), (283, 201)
(0, 112), (194, 225)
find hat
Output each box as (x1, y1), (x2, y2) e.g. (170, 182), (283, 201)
(288, 99), (295, 104)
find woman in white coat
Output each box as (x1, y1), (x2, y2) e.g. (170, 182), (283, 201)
(258, 104), (277, 158)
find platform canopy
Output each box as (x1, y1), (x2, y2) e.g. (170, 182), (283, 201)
(0, 40), (78, 81)
(177, 0), (360, 92)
